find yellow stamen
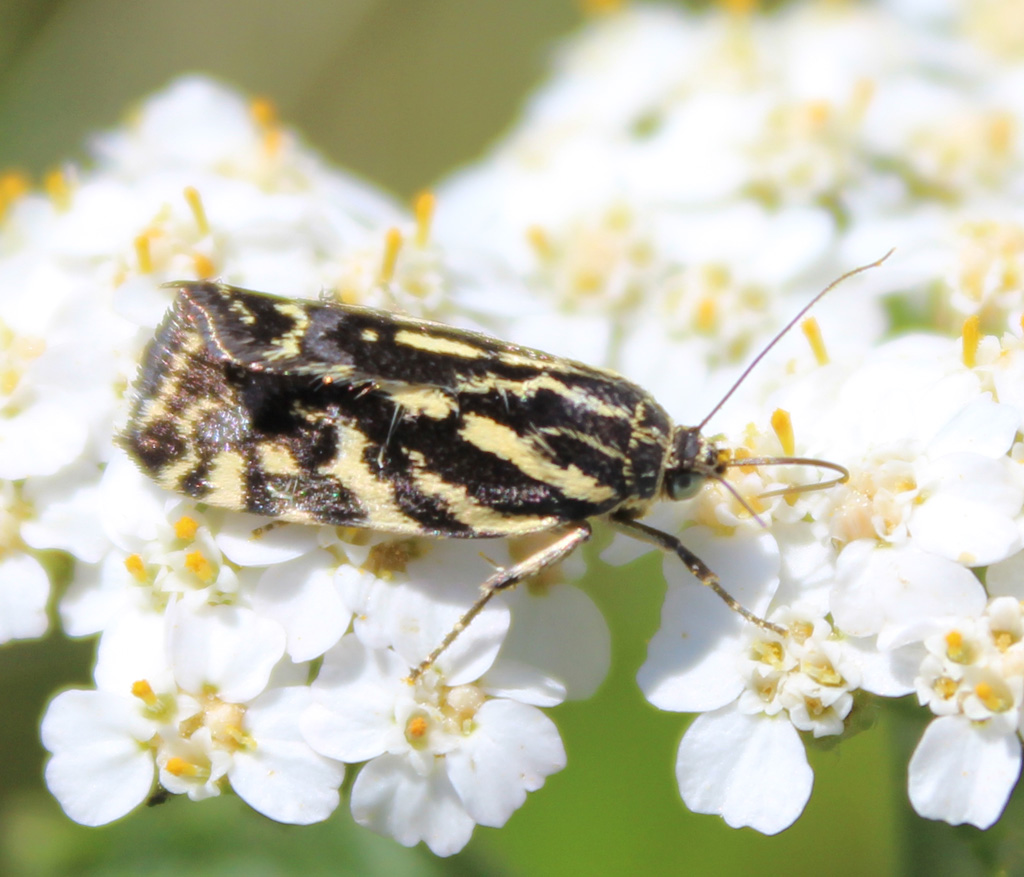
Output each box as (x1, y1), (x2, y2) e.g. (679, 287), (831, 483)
(771, 408), (795, 456)
(184, 550), (215, 583)
(124, 553), (149, 583)
(183, 186), (209, 236)
(526, 225), (552, 260)
(578, 0), (626, 14)
(192, 252), (216, 279)
(0, 170), (29, 219)
(945, 629), (972, 664)
(801, 317), (829, 365)
(163, 757), (203, 778)
(751, 639), (785, 668)
(961, 314), (980, 369)
(44, 168), (71, 211)
(802, 655), (843, 687)
(135, 233), (153, 274)
(719, 0), (757, 14)
(987, 112), (1013, 157)
(131, 679), (158, 706)
(695, 297), (717, 333)
(250, 97), (277, 127)
(379, 228), (403, 284)
(174, 515), (199, 540)
(993, 630), (1014, 652)
(935, 676), (958, 699)
(975, 681), (1013, 713)
(413, 190), (435, 248)
(789, 619), (813, 644)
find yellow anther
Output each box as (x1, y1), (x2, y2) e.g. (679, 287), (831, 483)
(988, 112), (1013, 157)
(993, 630), (1015, 653)
(406, 715), (428, 739)
(801, 317), (829, 365)
(975, 680), (1013, 713)
(192, 252), (216, 279)
(163, 757), (203, 778)
(249, 97), (277, 128)
(578, 0), (626, 14)
(174, 515), (200, 540)
(379, 228), (403, 284)
(804, 100), (831, 130)
(134, 233), (153, 274)
(0, 170), (29, 219)
(935, 676), (958, 699)
(802, 655), (843, 687)
(789, 619), (813, 644)
(131, 679), (158, 706)
(124, 553), (149, 583)
(945, 629), (973, 664)
(44, 168), (72, 211)
(771, 408), (795, 456)
(526, 225), (553, 260)
(719, 0), (757, 15)
(184, 550), (215, 583)
(183, 186), (209, 236)
(413, 190), (435, 248)
(695, 297), (717, 333)
(961, 314), (980, 369)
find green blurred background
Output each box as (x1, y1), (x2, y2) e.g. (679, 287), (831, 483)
(0, 1), (1021, 874)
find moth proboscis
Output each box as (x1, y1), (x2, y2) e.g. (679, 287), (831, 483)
(121, 253), (890, 679)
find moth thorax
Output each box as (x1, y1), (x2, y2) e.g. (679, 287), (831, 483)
(663, 426), (725, 501)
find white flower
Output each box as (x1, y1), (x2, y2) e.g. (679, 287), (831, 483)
(907, 597), (1024, 827)
(302, 579), (565, 856)
(42, 604), (342, 826)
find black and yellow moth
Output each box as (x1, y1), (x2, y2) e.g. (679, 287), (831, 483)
(121, 265), (877, 676)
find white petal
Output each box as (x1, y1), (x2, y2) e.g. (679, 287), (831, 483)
(832, 541), (986, 639)
(168, 604), (286, 702)
(986, 549), (1024, 599)
(446, 699), (566, 827)
(911, 494), (1021, 567)
(41, 690), (155, 826)
(638, 528), (778, 712)
(0, 399), (88, 478)
(351, 754), (475, 857)
(0, 553), (50, 642)
(676, 708), (812, 834)
(495, 583), (609, 699)
(928, 397), (1020, 460)
(252, 552), (351, 662)
(303, 636), (407, 762)
(229, 687), (343, 824)
(215, 514), (322, 565)
(908, 715), (1021, 829)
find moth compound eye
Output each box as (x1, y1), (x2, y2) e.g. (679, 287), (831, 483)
(667, 471), (702, 501)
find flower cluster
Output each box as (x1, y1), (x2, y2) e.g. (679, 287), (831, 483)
(6, 0), (1024, 859)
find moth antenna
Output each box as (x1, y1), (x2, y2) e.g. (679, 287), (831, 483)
(722, 455), (850, 498)
(697, 250), (894, 431)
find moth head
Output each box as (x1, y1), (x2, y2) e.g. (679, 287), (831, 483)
(663, 426), (725, 501)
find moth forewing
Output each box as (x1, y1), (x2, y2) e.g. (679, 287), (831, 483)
(121, 266), (874, 676)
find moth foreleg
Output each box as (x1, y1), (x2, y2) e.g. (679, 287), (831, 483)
(408, 522), (592, 681)
(609, 512), (786, 637)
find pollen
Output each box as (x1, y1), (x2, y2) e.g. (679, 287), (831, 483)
(405, 715), (429, 746)
(379, 228), (403, 285)
(183, 186), (209, 236)
(935, 675), (958, 700)
(0, 170), (29, 219)
(801, 317), (829, 365)
(802, 655), (843, 687)
(413, 190), (435, 247)
(770, 408), (795, 456)
(961, 314), (980, 368)
(752, 638), (785, 668)
(174, 515), (200, 540)
(184, 549), (215, 583)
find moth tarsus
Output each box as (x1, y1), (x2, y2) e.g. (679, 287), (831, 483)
(122, 256), (888, 675)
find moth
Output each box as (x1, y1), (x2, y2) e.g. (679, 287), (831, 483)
(122, 260), (882, 677)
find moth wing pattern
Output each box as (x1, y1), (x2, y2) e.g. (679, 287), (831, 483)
(121, 282), (675, 538)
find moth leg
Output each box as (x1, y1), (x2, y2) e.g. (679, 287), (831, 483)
(408, 522), (592, 681)
(609, 512), (786, 637)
